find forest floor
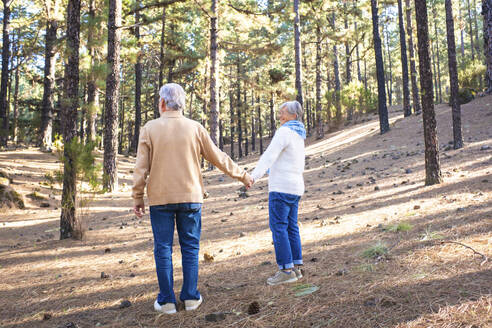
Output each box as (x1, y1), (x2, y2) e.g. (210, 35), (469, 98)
(0, 96), (491, 328)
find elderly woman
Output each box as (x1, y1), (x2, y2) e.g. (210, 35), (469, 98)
(132, 83), (252, 313)
(250, 101), (306, 285)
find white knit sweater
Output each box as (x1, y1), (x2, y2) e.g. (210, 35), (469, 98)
(250, 126), (305, 196)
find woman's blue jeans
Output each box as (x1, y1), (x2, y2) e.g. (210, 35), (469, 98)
(268, 192), (303, 270)
(150, 203), (202, 305)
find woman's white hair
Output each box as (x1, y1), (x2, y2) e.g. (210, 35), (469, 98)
(159, 83), (186, 111)
(280, 101), (303, 120)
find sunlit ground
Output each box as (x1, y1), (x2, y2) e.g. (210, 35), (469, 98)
(0, 97), (491, 327)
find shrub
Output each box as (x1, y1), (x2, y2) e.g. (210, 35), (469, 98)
(459, 59), (486, 92)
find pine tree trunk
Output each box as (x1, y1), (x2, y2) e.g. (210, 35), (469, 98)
(415, 0), (443, 186)
(79, 94), (86, 140)
(40, 18), (58, 150)
(459, 4), (465, 58)
(229, 87), (235, 159)
(258, 96), (263, 154)
(269, 92), (275, 137)
(355, 22), (362, 83)
(155, 6), (166, 119)
(384, 26), (393, 107)
(484, 0), (492, 93)
(118, 84), (124, 154)
(445, 0), (463, 149)
(236, 62), (242, 158)
(473, 0), (480, 56)
(86, 0), (98, 144)
(252, 92), (257, 151)
(467, 0), (475, 60)
(433, 5), (443, 104)
(294, 0), (303, 106)
(315, 25), (323, 139)
(60, 0), (81, 240)
(431, 42), (439, 103)
(103, 0), (121, 192)
(344, 3), (351, 85)
(0, 0), (11, 147)
(325, 55), (332, 122)
(12, 41), (19, 144)
(371, 0), (390, 134)
(398, 0), (411, 117)
(209, 0), (219, 147)
(332, 13), (341, 123)
(364, 58), (368, 93)
(405, 0), (421, 114)
(243, 90), (248, 156)
(131, 1), (142, 154)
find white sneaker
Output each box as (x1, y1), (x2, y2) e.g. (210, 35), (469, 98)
(184, 295), (203, 311)
(154, 300), (177, 314)
(293, 267), (303, 279)
(267, 270), (298, 286)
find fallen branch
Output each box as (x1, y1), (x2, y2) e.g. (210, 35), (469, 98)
(440, 240), (488, 266)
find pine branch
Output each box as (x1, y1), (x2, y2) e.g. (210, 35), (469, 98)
(440, 240), (489, 266)
(124, 0), (187, 17)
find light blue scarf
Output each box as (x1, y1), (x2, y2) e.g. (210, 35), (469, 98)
(283, 120), (306, 139)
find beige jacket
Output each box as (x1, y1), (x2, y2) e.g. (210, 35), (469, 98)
(132, 111), (248, 206)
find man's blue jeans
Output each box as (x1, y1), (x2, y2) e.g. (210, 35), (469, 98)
(268, 192), (303, 270)
(150, 203), (202, 305)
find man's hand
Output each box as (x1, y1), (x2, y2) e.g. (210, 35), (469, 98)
(133, 204), (145, 218)
(244, 173), (254, 190)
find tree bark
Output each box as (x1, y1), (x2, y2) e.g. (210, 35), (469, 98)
(332, 13), (341, 123)
(269, 91), (275, 137)
(460, 4), (465, 58)
(40, 16), (58, 150)
(445, 0), (463, 149)
(432, 4), (443, 104)
(209, 0), (219, 147)
(236, 61), (242, 158)
(229, 85), (235, 159)
(467, 0), (475, 60)
(294, 0), (303, 106)
(415, 0), (442, 186)
(86, 0), (98, 143)
(384, 26), (393, 107)
(60, 0), (81, 239)
(243, 90), (248, 156)
(0, 0), (11, 147)
(484, 0), (492, 93)
(103, 0), (121, 192)
(131, 0), (142, 153)
(398, 0), (411, 117)
(12, 31), (19, 144)
(258, 95), (263, 154)
(371, 0), (390, 134)
(251, 91), (256, 152)
(155, 6), (166, 119)
(405, 0), (421, 114)
(344, 2), (351, 85)
(315, 25), (323, 139)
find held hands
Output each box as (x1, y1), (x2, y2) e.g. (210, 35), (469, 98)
(244, 173), (254, 190)
(133, 203), (145, 218)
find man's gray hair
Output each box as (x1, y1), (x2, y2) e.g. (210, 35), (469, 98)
(280, 101), (303, 120)
(159, 83), (186, 111)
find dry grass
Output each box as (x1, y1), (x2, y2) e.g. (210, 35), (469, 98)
(0, 96), (491, 328)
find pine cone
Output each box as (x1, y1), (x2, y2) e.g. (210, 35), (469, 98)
(247, 301), (260, 315)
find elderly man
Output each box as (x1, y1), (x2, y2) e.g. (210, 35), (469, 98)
(132, 83), (252, 314)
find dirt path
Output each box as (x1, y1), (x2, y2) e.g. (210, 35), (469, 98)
(0, 96), (491, 328)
